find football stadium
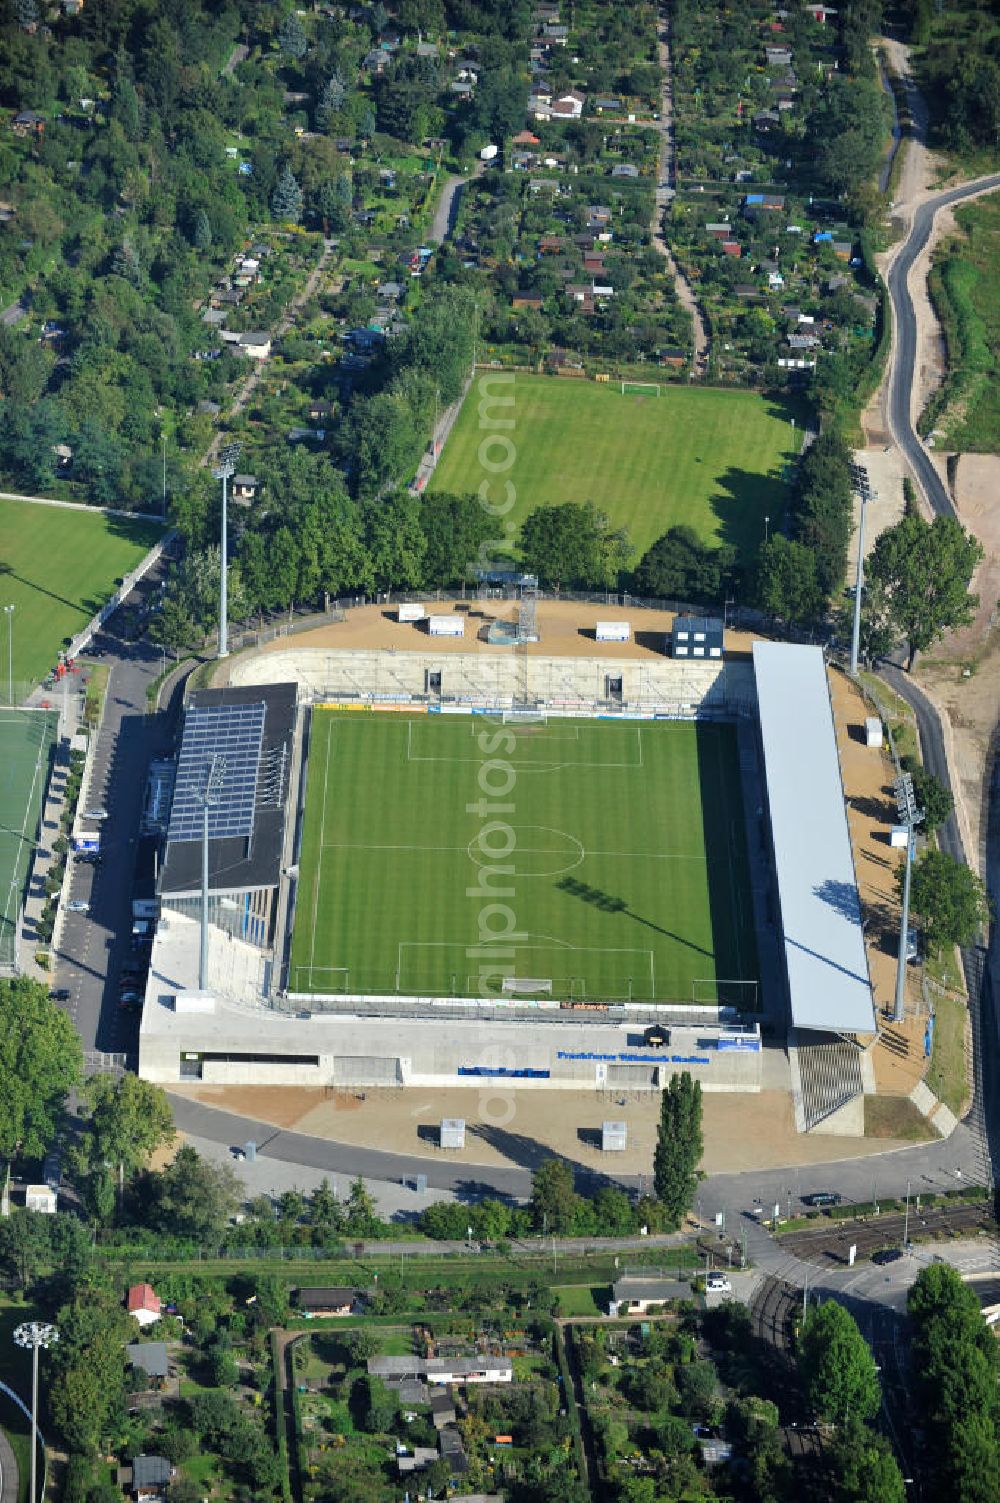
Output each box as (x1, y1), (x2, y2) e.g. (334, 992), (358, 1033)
(139, 601), (880, 1132)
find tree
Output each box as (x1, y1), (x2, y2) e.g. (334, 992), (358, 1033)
(632, 525), (735, 604)
(798, 1300), (880, 1427)
(345, 1175), (378, 1235)
(79, 1073), (174, 1202)
(364, 489), (427, 587)
(192, 208), (213, 250)
(49, 1282), (135, 1454)
(530, 1158), (578, 1234)
(278, 11), (308, 58)
(317, 74), (347, 130)
(0, 977), (82, 1189)
(143, 1145), (240, 1244)
(899, 757), (954, 836)
(166, 1478), (203, 1503)
(419, 491), (495, 587)
(756, 535), (824, 624)
(653, 1072), (702, 1227)
(867, 513), (983, 670)
(271, 165), (304, 222)
(832, 1420), (906, 1503)
(519, 502), (632, 589)
(903, 848), (990, 956)
(347, 1329), (379, 1364)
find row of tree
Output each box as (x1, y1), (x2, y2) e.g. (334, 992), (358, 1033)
(756, 429), (854, 624)
(908, 1263), (1000, 1500)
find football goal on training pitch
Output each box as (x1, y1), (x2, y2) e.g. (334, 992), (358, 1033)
(621, 380), (660, 396)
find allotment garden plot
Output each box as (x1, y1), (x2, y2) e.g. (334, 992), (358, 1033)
(428, 376), (803, 560)
(290, 711), (758, 1004)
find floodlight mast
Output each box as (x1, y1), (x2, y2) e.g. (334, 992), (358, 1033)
(199, 755), (228, 992)
(892, 772), (923, 1024)
(213, 442), (242, 659)
(14, 1321), (58, 1503)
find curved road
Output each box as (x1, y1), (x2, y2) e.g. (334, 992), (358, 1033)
(886, 171), (1000, 515)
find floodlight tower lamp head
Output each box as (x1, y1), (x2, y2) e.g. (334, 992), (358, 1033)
(213, 441), (242, 481)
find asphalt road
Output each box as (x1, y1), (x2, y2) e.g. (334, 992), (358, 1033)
(886, 171), (1000, 515)
(55, 558), (185, 1060)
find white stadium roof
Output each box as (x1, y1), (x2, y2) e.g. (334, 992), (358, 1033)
(752, 642), (875, 1035)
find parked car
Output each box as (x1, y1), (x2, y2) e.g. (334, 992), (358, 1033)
(49, 988), (70, 1001)
(803, 1191), (842, 1208)
(65, 899), (90, 914)
(706, 1272), (731, 1293)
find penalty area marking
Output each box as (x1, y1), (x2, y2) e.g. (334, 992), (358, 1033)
(405, 717), (643, 772)
(396, 937), (656, 992)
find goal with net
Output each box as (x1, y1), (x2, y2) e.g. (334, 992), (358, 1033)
(502, 708), (547, 725)
(621, 380), (660, 396)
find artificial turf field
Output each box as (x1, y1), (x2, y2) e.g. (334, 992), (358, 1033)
(0, 708), (57, 968)
(428, 376), (805, 560)
(0, 498), (162, 695)
(289, 710), (759, 1003)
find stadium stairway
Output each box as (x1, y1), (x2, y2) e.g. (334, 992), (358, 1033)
(794, 1035), (865, 1132)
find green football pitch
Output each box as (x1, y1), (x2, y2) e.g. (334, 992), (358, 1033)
(428, 375), (806, 561)
(0, 708), (57, 968)
(0, 498), (162, 696)
(290, 711), (759, 1004)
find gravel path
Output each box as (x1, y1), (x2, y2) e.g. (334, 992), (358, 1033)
(652, 9), (708, 373)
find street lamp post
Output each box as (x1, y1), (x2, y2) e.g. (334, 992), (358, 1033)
(212, 442), (242, 659)
(14, 1321), (58, 1503)
(850, 488), (868, 676)
(893, 773), (924, 1024)
(4, 604), (13, 705)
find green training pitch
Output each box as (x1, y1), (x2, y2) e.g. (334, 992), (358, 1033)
(429, 376), (804, 561)
(0, 499), (163, 695)
(290, 711), (759, 1004)
(0, 709), (57, 967)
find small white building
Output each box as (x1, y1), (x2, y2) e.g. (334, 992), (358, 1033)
(239, 332), (272, 360)
(428, 615), (464, 637)
(24, 1185), (57, 1214)
(595, 621), (630, 642)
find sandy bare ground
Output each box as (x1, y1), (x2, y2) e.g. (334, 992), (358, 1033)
(912, 453), (1000, 874)
(847, 447), (907, 573)
(227, 599), (759, 670)
(173, 1082), (899, 1176)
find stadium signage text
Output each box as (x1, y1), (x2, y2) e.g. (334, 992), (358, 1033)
(556, 1051), (712, 1064)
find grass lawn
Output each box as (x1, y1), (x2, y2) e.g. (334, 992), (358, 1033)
(0, 498), (162, 695)
(926, 993), (970, 1118)
(0, 709), (57, 968)
(429, 376), (805, 561)
(552, 1285), (608, 1317)
(864, 1095), (936, 1142)
(290, 711), (758, 1003)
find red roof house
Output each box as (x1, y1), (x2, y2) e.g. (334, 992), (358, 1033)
(127, 1284), (162, 1327)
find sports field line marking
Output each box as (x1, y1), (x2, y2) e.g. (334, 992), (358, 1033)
(318, 838), (709, 862)
(307, 716), (335, 992)
(397, 936), (655, 992)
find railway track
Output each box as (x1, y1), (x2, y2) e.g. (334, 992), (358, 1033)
(778, 1201), (993, 1265)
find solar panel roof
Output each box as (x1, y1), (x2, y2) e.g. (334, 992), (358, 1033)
(166, 701), (265, 844)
